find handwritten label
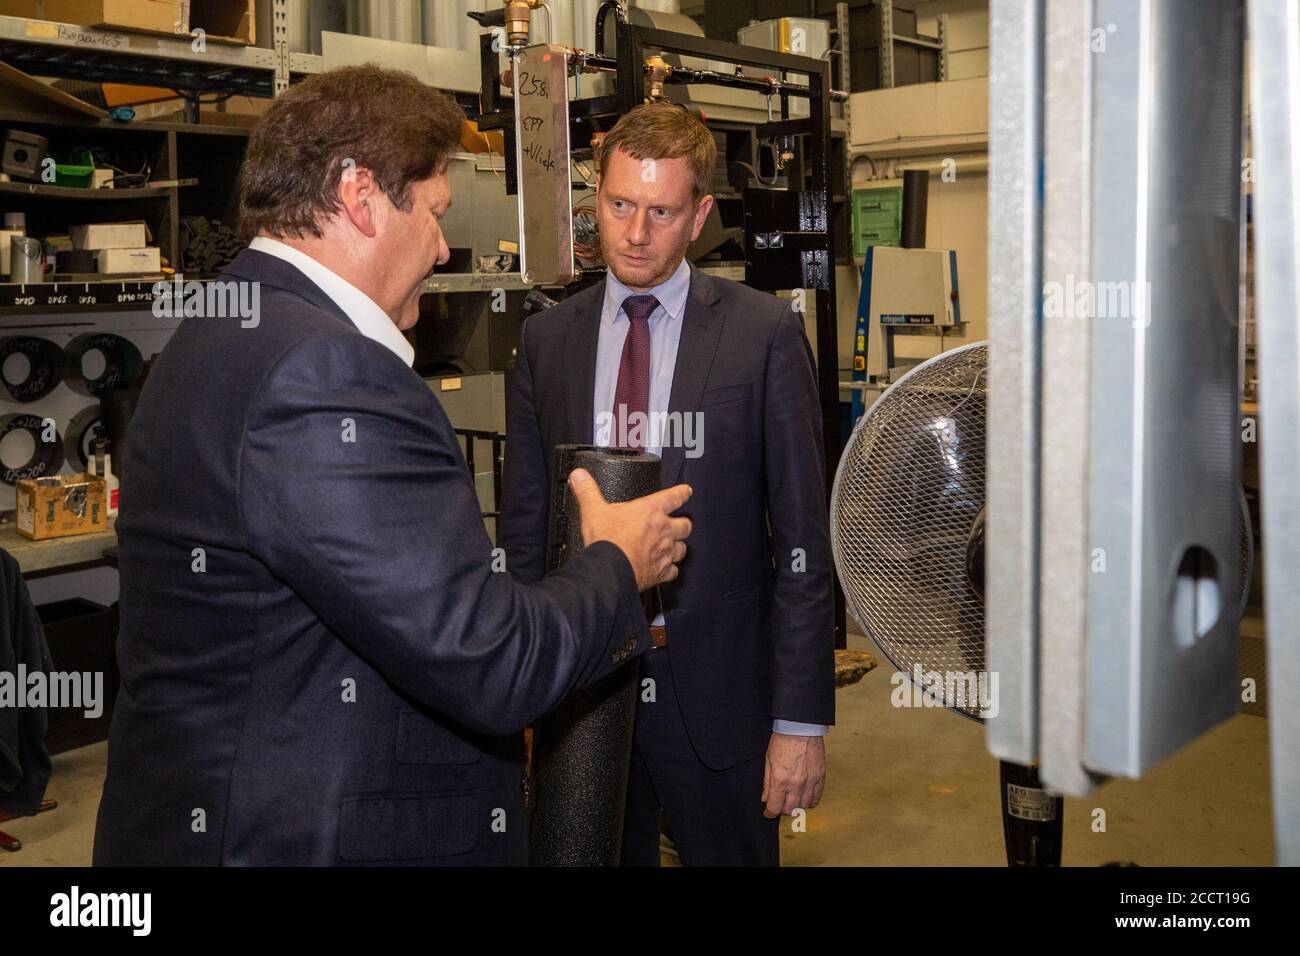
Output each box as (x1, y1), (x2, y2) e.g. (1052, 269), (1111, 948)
(41, 23), (128, 49)
(516, 70), (549, 98)
(521, 140), (556, 172)
(513, 44), (574, 285)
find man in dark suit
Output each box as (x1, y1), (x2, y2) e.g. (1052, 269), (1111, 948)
(93, 67), (692, 866)
(499, 104), (835, 866)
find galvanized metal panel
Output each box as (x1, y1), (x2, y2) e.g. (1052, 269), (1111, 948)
(985, 0), (1044, 766)
(1036, 0), (1103, 797)
(1083, 0), (1243, 778)
(1245, 0), (1300, 867)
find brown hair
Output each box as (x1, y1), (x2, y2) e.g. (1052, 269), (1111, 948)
(238, 65), (465, 240)
(597, 103), (716, 200)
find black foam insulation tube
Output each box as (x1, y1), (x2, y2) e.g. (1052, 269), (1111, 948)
(529, 444), (661, 866)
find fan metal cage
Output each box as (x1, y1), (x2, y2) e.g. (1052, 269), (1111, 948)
(831, 343), (990, 720)
(830, 341), (1254, 722)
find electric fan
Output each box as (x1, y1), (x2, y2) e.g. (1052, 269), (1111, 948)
(830, 341), (1253, 866)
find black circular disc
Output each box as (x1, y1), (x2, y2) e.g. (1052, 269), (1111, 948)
(0, 336), (64, 403)
(0, 412), (66, 485)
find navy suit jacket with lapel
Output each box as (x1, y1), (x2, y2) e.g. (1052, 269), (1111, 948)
(93, 249), (648, 866)
(499, 265), (835, 770)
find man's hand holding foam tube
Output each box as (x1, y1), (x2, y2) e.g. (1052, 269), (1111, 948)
(570, 468), (692, 591)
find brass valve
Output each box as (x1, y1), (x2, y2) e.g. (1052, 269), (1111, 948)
(644, 54), (672, 102)
(504, 0), (546, 47)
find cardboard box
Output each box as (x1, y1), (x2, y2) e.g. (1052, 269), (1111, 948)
(2, 1), (187, 36)
(190, 0), (253, 46)
(70, 221), (147, 250)
(96, 246), (161, 273)
(16, 473), (107, 540)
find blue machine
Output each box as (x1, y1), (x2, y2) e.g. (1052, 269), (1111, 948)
(850, 245), (962, 425)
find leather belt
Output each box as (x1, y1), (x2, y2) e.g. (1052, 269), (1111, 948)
(649, 625), (668, 648)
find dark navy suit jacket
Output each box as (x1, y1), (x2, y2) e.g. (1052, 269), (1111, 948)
(93, 249), (647, 866)
(499, 267), (835, 771)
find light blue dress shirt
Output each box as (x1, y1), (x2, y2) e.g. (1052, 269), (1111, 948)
(591, 261), (827, 739)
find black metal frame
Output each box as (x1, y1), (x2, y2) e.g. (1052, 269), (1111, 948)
(455, 428), (506, 527)
(476, 15), (845, 648)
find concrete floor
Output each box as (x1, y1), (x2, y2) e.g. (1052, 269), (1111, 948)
(781, 635), (1274, 866)
(0, 633), (1274, 866)
(1, 740), (104, 866)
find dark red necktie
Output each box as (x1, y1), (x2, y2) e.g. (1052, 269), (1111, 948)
(611, 294), (658, 451)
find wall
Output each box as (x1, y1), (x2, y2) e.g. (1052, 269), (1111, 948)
(917, 0), (989, 80)
(849, 72), (990, 368)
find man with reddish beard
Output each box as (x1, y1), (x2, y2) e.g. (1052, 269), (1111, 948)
(500, 103), (834, 866)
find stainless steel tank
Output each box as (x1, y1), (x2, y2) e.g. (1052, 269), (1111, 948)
(422, 0), (488, 50)
(347, 0), (422, 44)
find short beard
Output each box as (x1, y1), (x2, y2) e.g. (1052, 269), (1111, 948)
(600, 236), (690, 291)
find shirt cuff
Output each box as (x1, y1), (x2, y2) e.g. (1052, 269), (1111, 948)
(773, 720), (829, 737)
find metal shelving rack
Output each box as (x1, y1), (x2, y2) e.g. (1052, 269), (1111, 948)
(878, 0), (949, 88)
(0, 6), (325, 313)
(0, 12), (323, 100)
(0, 109), (250, 313)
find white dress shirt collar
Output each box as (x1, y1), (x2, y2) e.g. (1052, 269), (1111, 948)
(248, 236), (415, 367)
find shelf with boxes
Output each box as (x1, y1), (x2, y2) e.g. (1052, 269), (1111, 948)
(0, 107), (249, 310)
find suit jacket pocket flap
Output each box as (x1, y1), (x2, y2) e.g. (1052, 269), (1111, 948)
(702, 382), (752, 406)
(338, 792), (480, 861)
(397, 710), (483, 765)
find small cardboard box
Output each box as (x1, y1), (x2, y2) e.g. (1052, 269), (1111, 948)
(70, 221), (148, 250)
(96, 246), (161, 273)
(190, 0), (253, 46)
(16, 473), (107, 540)
(0, 1), (188, 37)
